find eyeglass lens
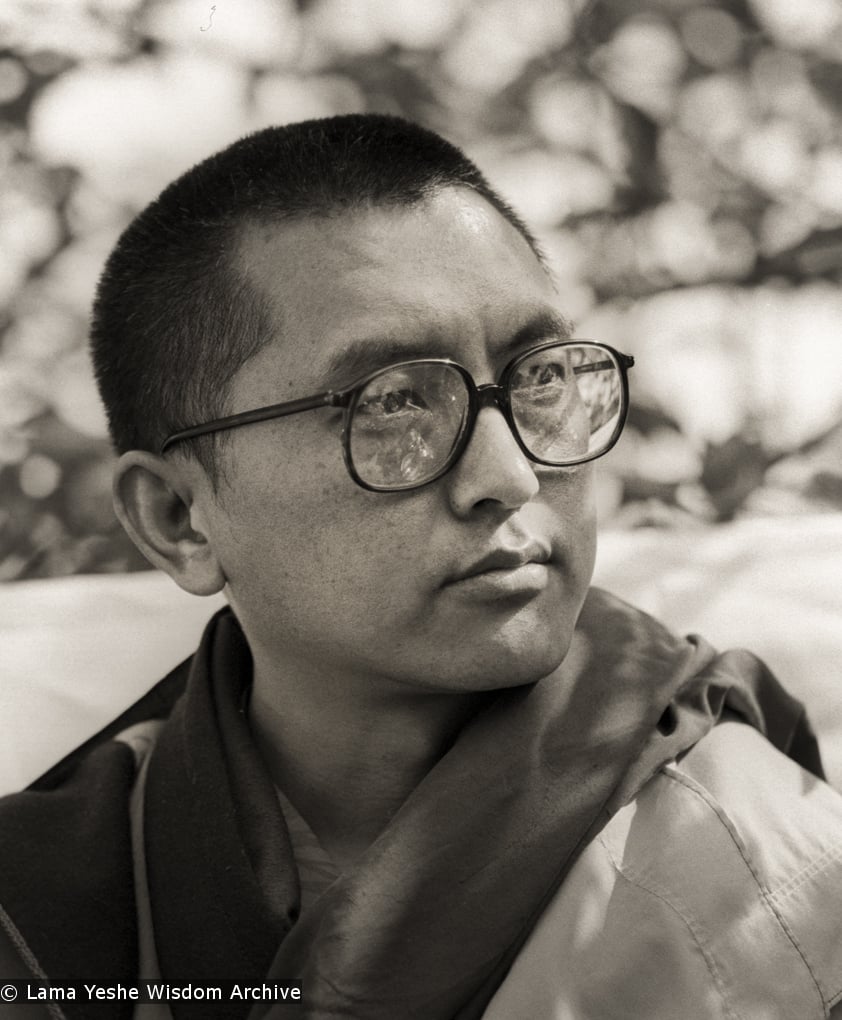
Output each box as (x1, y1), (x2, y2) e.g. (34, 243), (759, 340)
(509, 344), (622, 463)
(348, 343), (624, 490)
(349, 363), (469, 488)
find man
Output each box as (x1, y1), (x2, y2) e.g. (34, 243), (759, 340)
(1, 114), (842, 1019)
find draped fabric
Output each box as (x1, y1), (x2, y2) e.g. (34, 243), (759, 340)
(138, 588), (821, 1020)
(0, 587), (821, 1020)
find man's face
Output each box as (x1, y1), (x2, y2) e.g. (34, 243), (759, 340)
(202, 188), (597, 693)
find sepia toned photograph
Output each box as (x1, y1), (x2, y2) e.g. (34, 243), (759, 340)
(1, 0), (842, 1016)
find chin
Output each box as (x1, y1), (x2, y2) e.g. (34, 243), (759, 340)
(451, 619), (575, 692)
(394, 585), (587, 692)
(489, 593), (585, 686)
(490, 643), (570, 689)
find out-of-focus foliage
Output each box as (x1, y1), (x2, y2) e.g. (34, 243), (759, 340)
(1, 0), (841, 578)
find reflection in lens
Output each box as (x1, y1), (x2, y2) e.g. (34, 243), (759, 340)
(349, 363), (468, 488)
(400, 428), (435, 482)
(510, 344), (622, 463)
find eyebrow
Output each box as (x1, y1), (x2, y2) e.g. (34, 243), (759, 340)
(323, 308), (575, 388)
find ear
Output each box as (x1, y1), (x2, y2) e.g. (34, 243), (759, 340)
(112, 451), (226, 596)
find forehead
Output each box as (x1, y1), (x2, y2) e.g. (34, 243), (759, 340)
(234, 188), (567, 397)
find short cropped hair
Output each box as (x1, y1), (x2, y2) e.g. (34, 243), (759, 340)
(90, 113), (543, 482)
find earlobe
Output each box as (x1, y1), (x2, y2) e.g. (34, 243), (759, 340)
(112, 451), (226, 596)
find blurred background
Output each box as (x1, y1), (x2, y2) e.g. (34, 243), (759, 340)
(1, 0), (841, 580)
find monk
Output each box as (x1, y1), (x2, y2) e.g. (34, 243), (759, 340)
(2, 114), (841, 1019)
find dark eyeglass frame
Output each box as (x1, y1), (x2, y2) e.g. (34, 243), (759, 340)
(160, 340), (634, 492)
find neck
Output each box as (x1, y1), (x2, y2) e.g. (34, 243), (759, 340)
(247, 654), (488, 872)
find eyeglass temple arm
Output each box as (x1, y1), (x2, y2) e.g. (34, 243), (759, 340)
(573, 354), (635, 376)
(159, 391), (344, 454)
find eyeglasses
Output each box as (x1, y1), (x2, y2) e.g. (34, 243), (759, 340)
(160, 340), (634, 492)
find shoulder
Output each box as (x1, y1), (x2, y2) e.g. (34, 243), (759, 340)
(0, 736), (142, 986)
(0, 644), (190, 982)
(647, 717), (842, 888)
(610, 722), (842, 1007)
(485, 722), (842, 1020)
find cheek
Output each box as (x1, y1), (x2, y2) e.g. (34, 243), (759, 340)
(540, 462), (596, 521)
(213, 459), (432, 614)
(539, 465), (598, 570)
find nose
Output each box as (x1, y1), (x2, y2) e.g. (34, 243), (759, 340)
(445, 403), (540, 517)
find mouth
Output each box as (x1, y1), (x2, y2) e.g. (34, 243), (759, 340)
(444, 544), (553, 600)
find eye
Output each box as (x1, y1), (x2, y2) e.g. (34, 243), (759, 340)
(353, 378), (434, 435)
(512, 358), (569, 395)
(532, 362), (567, 386)
(358, 387), (428, 417)
(386, 389), (426, 414)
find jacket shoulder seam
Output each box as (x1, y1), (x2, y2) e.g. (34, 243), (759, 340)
(660, 763), (827, 1010)
(598, 837), (740, 1020)
(769, 840), (842, 902)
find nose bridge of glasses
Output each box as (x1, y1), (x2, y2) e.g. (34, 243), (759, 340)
(475, 381), (507, 412)
(466, 381), (523, 452)
(466, 381), (516, 440)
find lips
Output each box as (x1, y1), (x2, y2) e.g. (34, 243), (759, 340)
(445, 544), (552, 587)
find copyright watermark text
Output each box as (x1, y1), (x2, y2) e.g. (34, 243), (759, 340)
(0, 981), (302, 1005)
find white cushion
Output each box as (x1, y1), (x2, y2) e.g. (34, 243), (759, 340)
(0, 573), (225, 794)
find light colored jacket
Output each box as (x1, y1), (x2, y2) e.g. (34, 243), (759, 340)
(484, 720), (842, 1019)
